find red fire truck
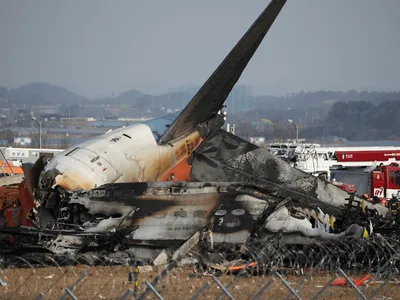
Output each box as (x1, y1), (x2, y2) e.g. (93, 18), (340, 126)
(331, 181), (357, 194)
(369, 163), (400, 199)
(330, 163), (400, 200)
(284, 145), (400, 199)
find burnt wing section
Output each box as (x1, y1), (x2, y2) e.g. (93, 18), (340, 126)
(193, 129), (258, 162)
(189, 128), (258, 181)
(158, 0), (287, 144)
(189, 130), (388, 216)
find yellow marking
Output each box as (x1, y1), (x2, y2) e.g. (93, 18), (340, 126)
(134, 266), (139, 287)
(329, 215), (335, 229)
(361, 199), (366, 214)
(363, 227), (369, 238)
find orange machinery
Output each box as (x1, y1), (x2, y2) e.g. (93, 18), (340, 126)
(0, 181), (35, 228)
(0, 160), (24, 175)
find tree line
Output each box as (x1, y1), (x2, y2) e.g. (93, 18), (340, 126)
(232, 99), (400, 142)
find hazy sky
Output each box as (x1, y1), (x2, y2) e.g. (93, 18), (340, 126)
(1, 0), (399, 98)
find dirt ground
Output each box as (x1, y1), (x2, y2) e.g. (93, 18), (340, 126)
(0, 265), (399, 300)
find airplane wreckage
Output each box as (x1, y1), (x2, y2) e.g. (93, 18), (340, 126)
(1, 0), (399, 269)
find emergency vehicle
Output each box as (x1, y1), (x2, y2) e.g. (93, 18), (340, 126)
(331, 180), (356, 194)
(270, 144), (400, 199)
(369, 163), (400, 199)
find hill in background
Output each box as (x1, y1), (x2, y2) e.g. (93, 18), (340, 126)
(1, 82), (400, 141)
(0, 83), (90, 105)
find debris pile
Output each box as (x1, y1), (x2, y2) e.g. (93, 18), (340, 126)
(0, 0), (399, 277)
(0, 180), (399, 272)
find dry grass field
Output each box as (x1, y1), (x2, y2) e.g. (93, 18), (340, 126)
(1, 265), (399, 299)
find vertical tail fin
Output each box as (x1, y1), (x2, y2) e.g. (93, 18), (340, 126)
(158, 0), (287, 144)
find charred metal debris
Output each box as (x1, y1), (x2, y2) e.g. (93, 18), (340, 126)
(1, 181), (399, 271)
(1, 0), (399, 273)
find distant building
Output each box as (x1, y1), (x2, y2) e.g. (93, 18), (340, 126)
(249, 137), (266, 146)
(226, 85), (254, 114)
(40, 113), (62, 122)
(60, 104), (81, 117)
(104, 116), (118, 120)
(60, 117), (88, 125)
(13, 137), (32, 146)
(16, 108), (32, 126)
(32, 106), (60, 116)
(251, 119), (274, 130)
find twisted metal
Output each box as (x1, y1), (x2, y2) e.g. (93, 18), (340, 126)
(1, 234), (399, 299)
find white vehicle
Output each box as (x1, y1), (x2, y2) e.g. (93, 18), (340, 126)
(282, 145), (400, 180)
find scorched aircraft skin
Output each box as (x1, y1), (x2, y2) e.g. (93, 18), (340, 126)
(32, 0), (288, 208)
(41, 181), (368, 256)
(14, 0), (390, 257)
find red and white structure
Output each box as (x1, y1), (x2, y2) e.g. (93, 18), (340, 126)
(269, 143), (400, 175)
(268, 143), (400, 199)
(291, 145), (400, 178)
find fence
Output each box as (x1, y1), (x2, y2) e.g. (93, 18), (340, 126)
(1, 236), (399, 299)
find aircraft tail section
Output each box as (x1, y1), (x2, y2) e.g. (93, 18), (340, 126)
(158, 0), (287, 145)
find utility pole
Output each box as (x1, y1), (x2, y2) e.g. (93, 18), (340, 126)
(31, 116), (42, 149)
(287, 119), (298, 143)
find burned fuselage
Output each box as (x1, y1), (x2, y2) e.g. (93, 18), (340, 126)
(8, 0), (393, 262)
(26, 180), (370, 257)
(32, 0), (288, 208)
(37, 115), (222, 201)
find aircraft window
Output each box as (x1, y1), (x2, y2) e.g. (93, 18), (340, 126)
(215, 210), (227, 216)
(231, 208), (245, 216)
(173, 210), (188, 217)
(90, 156), (100, 163)
(249, 208), (264, 215)
(194, 210), (207, 218)
(65, 147), (79, 156)
(123, 134), (132, 139)
(395, 171), (400, 188)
